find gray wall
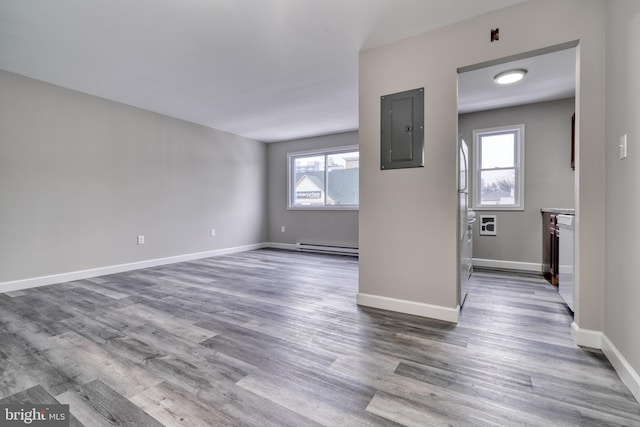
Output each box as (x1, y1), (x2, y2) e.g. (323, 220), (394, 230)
(267, 132), (358, 246)
(359, 0), (605, 330)
(459, 98), (575, 267)
(604, 0), (640, 389)
(0, 70), (267, 283)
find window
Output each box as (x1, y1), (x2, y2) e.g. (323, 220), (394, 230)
(288, 146), (359, 209)
(473, 124), (524, 210)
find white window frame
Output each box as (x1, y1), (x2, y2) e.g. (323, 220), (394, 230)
(287, 145), (359, 210)
(472, 124), (525, 211)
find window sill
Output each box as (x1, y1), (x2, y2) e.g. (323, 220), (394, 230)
(472, 206), (524, 212)
(287, 206), (359, 211)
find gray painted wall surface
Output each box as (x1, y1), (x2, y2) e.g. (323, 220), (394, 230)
(0, 71), (267, 283)
(604, 0), (640, 386)
(459, 98), (575, 266)
(267, 132), (358, 246)
(359, 0), (605, 331)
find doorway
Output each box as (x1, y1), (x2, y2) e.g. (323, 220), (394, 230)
(456, 42), (578, 312)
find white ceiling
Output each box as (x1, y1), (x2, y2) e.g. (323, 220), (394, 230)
(458, 47), (577, 114)
(0, 0), (531, 142)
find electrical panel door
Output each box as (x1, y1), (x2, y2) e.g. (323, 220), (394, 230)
(380, 88), (424, 170)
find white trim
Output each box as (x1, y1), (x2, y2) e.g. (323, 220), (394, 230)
(472, 206), (525, 212)
(0, 243), (266, 293)
(473, 258), (542, 273)
(286, 144), (360, 158)
(356, 293), (459, 323)
(602, 334), (640, 404)
(287, 206), (359, 211)
(571, 323), (640, 404)
(264, 242), (298, 251)
(571, 321), (603, 349)
(472, 124), (525, 210)
(287, 144), (359, 210)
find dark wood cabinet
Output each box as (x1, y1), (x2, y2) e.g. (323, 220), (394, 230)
(542, 209), (575, 284)
(542, 211), (560, 285)
(571, 113), (575, 170)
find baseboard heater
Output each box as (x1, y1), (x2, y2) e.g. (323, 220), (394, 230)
(296, 242), (359, 256)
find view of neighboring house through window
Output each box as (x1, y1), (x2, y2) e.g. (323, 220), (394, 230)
(288, 146), (359, 209)
(473, 124), (524, 210)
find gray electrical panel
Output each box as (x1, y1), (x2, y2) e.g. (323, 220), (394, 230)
(380, 87), (424, 170)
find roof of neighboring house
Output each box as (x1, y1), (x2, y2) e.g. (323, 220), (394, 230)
(327, 168), (359, 205)
(296, 173), (324, 190)
(295, 168), (359, 205)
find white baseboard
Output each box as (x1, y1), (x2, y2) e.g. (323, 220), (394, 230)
(0, 243), (267, 294)
(602, 335), (640, 404)
(473, 258), (542, 273)
(356, 293), (459, 323)
(571, 323), (640, 404)
(571, 321), (603, 349)
(264, 242), (298, 251)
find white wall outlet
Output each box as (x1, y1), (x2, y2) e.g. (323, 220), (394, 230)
(210, 228), (216, 237)
(619, 134), (628, 159)
(281, 226), (286, 233)
(137, 235), (145, 245)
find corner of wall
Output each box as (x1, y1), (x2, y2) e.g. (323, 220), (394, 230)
(602, 335), (640, 404)
(571, 321), (602, 348)
(356, 293), (460, 324)
(571, 322), (640, 404)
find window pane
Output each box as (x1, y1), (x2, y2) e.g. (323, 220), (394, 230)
(326, 151), (359, 205)
(293, 155), (325, 206)
(480, 169), (515, 205)
(480, 133), (515, 169)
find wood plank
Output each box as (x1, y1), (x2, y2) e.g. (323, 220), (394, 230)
(46, 331), (164, 399)
(57, 379), (163, 427)
(130, 381), (243, 427)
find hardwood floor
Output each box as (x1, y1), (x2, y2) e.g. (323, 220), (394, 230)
(1, 249), (639, 426)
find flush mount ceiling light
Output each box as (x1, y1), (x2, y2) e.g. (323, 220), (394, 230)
(494, 69), (527, 85)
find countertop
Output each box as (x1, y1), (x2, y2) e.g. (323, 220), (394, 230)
(540, 208), (575, 215)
